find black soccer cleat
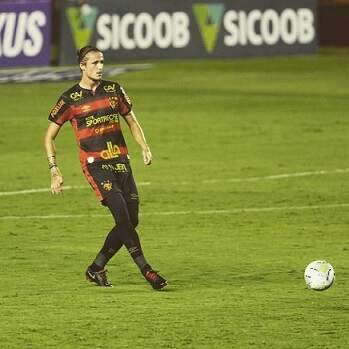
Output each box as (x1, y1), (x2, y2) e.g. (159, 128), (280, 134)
(144, 270), (167, 290)
(85, 267), (113, 287)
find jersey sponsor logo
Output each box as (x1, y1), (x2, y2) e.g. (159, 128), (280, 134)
(70, 90), (83, 101)
(101, 163), (128, 173)
(50, 99), (65, 118)
(85, 113), (119, 127)
(100, 141), (121, 159)
(103, 84), (116, 93)
(101, 180), (113, 191)
(120, 87), (131, 105)
(95, 124), (116, 135)
(108, 96), (118, 109)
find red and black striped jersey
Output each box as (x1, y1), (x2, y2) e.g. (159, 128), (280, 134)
(48, 80), (132, 167)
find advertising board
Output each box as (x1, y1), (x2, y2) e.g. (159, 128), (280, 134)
(0, 0), (51, 67)
(59, 0), (317, 64)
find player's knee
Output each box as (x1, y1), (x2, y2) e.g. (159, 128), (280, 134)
(116, 211), (135, 228)
(130, 215), (139, 228)
(113, 215), (130, 228)
(128, 201), (139, 228)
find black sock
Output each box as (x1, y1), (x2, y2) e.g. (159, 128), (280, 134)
(103, 192), (152, 274)
(123, 230), (151, 272)
(90, 226), (123, 270)
(89, 262), (104, 272)
(140, 264), (152, 276)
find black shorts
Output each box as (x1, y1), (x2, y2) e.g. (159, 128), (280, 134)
(82, 161), (139, 204)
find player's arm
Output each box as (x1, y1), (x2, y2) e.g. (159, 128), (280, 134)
(124, 111), (152, 165)
(44, 122), (64, 194)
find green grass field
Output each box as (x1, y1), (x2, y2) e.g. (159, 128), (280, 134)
(0, 50), (348, 348)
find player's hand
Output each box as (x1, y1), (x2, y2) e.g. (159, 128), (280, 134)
(142, 147), (152, 165)
(50, 166), (64, 194)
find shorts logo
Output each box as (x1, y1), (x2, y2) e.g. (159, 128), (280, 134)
(50, 99), (65, 118)
(100, 141), (121, 159)
(101, 180), (113, 191)
(128, 246), (139, 254)
(103, 84), (116, 93)
(131, 193), (139, 200)
(70, 91), (83, 101)
(102, 163), (128, 173)
(108, 96), (118, 109)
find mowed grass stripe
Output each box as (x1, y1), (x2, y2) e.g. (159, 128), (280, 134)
(1, 202), (349, 220)
(1, 167), (348, 196)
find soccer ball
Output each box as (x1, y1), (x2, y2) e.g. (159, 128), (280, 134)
(304, 260), (335, 291)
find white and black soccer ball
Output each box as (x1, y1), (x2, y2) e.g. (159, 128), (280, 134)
(304, 260), (335, 291)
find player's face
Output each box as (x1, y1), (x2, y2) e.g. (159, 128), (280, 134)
(81, 51), (104, 81)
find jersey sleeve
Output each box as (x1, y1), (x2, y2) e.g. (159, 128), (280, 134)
(117, 85), (132, 116)
(48, 95), (72, 125)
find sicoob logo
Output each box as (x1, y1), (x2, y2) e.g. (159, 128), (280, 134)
(193, 4), (225, 53)
(66, 3), (98, 49)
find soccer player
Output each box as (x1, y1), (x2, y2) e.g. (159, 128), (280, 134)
(44, 46), (167, 290)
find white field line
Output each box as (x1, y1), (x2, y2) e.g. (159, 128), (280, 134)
(1, 168), (349, 197)
(0, 182), (151, 197)
(202, 168), (349, 184)
(1, 203), (349, 220)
